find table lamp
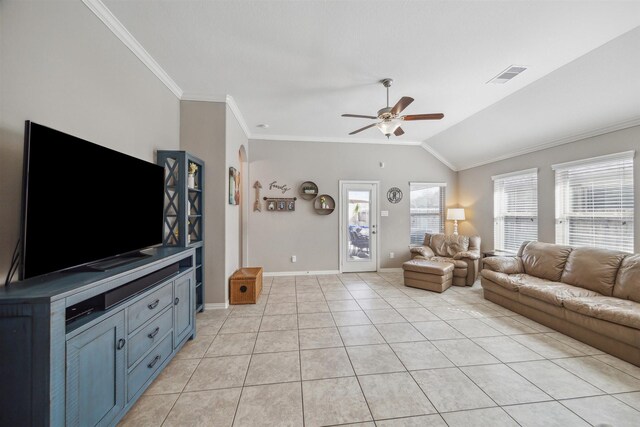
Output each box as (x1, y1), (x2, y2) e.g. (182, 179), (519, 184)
(447, 208), (465, 235)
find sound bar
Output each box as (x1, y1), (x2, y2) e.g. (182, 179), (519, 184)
(104, 262), (180, 309)
(66, 262), (180, 323)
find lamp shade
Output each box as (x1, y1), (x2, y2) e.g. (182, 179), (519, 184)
(447, 208), (465, 221)
(377, 119), (402, 136)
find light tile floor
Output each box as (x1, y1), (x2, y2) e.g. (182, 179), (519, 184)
(119, 272), (640, 426)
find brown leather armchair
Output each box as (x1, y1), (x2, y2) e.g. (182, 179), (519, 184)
(410, 233), (481, 286)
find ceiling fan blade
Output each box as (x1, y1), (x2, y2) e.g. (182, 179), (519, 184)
(390, 97), (414, 115)
(394, 127), (404, 136)
(348, 123), (377, 135)
(342, 114), (378, 119)
(402, 113), (444, 121)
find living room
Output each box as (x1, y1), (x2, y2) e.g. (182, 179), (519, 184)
(1, 1), (640, 426)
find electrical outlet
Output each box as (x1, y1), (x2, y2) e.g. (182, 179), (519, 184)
(389, 252), (395, 259)
(291, 255), (297, 263)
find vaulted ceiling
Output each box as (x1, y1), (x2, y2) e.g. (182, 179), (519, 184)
(101, 0), (640, 170)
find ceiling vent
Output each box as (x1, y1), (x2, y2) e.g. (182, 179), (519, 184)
(488, 65), (527, 84)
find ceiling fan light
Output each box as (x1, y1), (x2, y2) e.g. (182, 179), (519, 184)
(376, 119), (402, 136)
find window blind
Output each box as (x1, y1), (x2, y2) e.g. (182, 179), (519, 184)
(493, 169), (538, 252)
(554, 151), (634, 253)
(410, 183), (445, 245)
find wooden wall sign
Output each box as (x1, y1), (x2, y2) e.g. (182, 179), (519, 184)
(253, 181), (262, 212)
(268, 181), (292, 194)
(264, 197), (297, 212)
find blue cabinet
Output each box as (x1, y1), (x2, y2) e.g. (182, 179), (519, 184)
(0, 247), (196, 426)
(174, 273), (193, 346)
(66, 311), (125, 427)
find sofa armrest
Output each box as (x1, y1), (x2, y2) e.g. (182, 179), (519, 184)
(410, 246), (435, 258)
(482, 256), (523, 274)
(453, 250), (480, 260)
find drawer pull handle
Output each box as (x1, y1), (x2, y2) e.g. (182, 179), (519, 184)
(148, 299), (160, 310)
(116, 338), (126, 350)
(148, 327), (160, 339)
(147, 355), (161, 369)
(174, 297), (180, 305)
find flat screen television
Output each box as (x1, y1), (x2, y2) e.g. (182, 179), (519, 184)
(20, 121), (165, 280)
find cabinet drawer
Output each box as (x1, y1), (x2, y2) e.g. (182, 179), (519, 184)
(127, 282), (173, 333)
(128, 307), (173, 368)
(127, 332), (172, 400)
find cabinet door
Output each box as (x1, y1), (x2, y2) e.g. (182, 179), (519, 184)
(66, 311), (125, 427)
(174, 274), (193, 346)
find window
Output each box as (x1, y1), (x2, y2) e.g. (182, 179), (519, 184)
(493, 169), (538, 252)
(554, 151), (634, 253)
(410, 183), (445, 245)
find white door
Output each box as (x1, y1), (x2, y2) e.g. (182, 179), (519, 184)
(340, 182), (378, 272)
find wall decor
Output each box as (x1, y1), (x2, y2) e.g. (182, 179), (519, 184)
(387, 187), (403, 204)
(314, 194), (335, 215)
(229, 167), (240, 205)
(269, 181), (292, 194)
(263, 197), (296, 212)
(299, 181), (319, 200)
(253, 181), (262, 212)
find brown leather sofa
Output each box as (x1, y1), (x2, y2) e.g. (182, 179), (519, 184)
(410, 233), (481, 286)
(481, 241), (640, 366)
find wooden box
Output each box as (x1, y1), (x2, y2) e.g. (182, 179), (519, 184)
(230, 267), (263, 304)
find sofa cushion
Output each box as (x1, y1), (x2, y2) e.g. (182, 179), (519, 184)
(564, 297), (640, 330)
(481, 270), (557, 292)
(410, 246), (435, 258)
(614, 255), (640, 303)
(432, 256), (467, 269)
(481, 270), (517, 291)
(429, 234), (469, 257)
(483, 257), (523, 274)
(561, 247), (626, 296)
(519, 282), (601, 307)
(520, 241), (573, 282)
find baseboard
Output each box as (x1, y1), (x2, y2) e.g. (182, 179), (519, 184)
(204, 302), (229, 310)
(378, 268), (403, 273)
(264, 270), (341, 277)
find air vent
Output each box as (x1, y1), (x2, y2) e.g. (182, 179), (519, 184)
(488, 65), (527, 84)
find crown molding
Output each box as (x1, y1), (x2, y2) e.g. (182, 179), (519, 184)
(82, 0), (183, 98)
(180, 93), (251, 139)
(455, 115), (640, 171)
(419, 142), (458, 171)
(225, 95), (251, 139)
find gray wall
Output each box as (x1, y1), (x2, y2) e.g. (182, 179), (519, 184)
(179, 101), (227, 304)
(225, 106), (249, 291)
(458, 125), (640, 253)
(0, 1), (180, 282)
(248, 140), (458, 272)
(180, 101), (248, 306)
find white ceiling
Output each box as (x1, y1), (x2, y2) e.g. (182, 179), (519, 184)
(101, 0), (640, 170)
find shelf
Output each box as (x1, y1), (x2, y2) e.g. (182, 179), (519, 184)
(300, 181), (319, 201)
(158, 150), (205, 317)
(313, 194), (335, 215)
(196, 282), (202, 288)
(196, 264), (202, 269)
(195, 303), (204, 313)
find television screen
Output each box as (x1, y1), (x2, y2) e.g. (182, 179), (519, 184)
(20, 121), (165, 279)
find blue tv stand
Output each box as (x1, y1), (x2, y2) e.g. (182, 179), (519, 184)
(0, 246), (196, 426)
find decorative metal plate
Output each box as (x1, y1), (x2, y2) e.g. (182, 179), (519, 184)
(387, 187), (403, 203)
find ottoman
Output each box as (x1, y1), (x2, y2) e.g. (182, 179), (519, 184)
(402, 259), (454, 293)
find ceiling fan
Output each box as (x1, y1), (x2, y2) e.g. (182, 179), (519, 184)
(342, 78), (444, 138)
